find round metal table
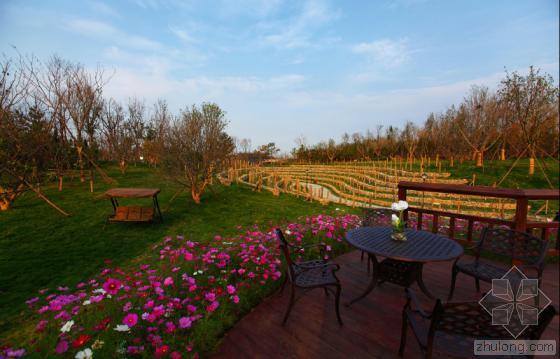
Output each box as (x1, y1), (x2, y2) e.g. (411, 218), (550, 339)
(345, 227), (464, 306)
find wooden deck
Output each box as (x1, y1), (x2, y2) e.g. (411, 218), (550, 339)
(214, 251), (559, 358)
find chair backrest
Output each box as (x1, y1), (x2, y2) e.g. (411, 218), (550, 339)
(477, 227), (548, 266)
(275, 228), (296, 282)
(362, 208), (393, 227)
(429, 301), (556, 348)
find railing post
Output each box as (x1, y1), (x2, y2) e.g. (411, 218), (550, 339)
(514, 197), (528, 232)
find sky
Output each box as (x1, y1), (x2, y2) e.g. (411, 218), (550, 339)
(1, 0), (558, 152)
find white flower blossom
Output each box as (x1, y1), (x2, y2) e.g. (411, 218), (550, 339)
(397, 200), (409, 210)
(391, 201), (409, 211)
(114, 324), (130, 332)
(391, 214), (400, 226)
(75, 348), (93, 359)
(82, 300), (91, 306)
(60, 320), (74, 333)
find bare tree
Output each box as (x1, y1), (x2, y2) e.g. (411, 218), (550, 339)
(456, 86), (500, 167)
(163, 103), (234, 204)
(143, 99), (171, 167)
(238, 138), (252, 153)
(100, 98), (134, 174)
(499, 67), (559, 175)
(400, 121), (419, 169)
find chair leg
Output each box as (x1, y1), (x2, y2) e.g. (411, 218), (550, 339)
(334, 284), (343, 326)
(323, 288), (329, 297)
(399, 313), (408, 356)
(361, 250), (364, 262)
(475, 278), (480, 292)
(448, 268), (458, 301)
(282, 285), (295, 326)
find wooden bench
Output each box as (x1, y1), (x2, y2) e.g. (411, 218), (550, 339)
(104, 188), (162, 223)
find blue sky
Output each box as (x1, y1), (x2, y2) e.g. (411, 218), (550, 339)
(1, 0), (558, 152)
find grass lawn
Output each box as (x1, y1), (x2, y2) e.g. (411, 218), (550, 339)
(0, 163), (354, 338)
(1, 159), (557, 344)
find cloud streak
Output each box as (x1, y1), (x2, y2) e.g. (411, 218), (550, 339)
(352, 38), (410, 68)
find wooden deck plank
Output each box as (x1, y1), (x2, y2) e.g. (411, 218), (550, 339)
(213, 251), (559, 359)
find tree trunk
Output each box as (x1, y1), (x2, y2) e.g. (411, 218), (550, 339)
(475, 150), (483, 167)
(500, 146), (506, 161)
(77, 146), (85, 182)
(89, 168), (94, 193)
(450, 156), (454, 167)
(529, 157), (535, 176)
(58, 176), (63, 191)
(119, 160), (127, 175)
(191, 187), (201, 204)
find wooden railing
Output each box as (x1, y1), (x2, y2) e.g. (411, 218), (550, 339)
(398, 181), (560, 255)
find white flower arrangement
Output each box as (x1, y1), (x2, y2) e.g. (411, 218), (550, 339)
(391, 200), (408, 234)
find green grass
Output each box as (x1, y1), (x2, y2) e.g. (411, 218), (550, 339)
(0, 163), (354, 337)
(1, 158), (557, 342)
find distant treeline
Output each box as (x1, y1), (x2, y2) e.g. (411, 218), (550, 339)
(289, 67), (559, 174)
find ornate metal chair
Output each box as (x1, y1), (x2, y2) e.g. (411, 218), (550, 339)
(448, 227), (548, 300)
(275, 228), (343, 326)
(361, 208), (393, 264)
(400, 288), (556, 358)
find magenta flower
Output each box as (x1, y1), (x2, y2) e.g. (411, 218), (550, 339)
(122, 313), (139, 327)
(226, 285), (236, 295)
(35, 320), (48, 332)
(179, 317), (192, 329)
(55, 340), (68, 354)
(163, 277), (174, 286)
(204, 292), (216, 302)
(102, 278), (122, 295)
(232, 295), (240, 304)
(206, 301), (219, 313)
(165, 321), (176, 333)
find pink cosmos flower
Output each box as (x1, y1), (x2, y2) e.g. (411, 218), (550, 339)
(187, 304), (197, 313)
(55, 340), (68, 354)
(204, 292), (216, 302)
(35, 320), (48, 332)
(227, 285), (236, 295)
(206, 301), (219, 313)
(90, 295), (104, 303)
(123, 302), (132, 312)
(155, 345), (169, 358)
(102, 278), (122, 295)
(179, 316), (192, 329)
(170, 351), (182, 359)
(232, 295), (240, 304)
(127, 346), (144, 354)
(122, 313), (138, 327)
(165, 321), (176, 333)
(163, 277), (174, 286)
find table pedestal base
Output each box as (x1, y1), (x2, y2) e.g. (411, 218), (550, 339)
(346, 254), (434, 307)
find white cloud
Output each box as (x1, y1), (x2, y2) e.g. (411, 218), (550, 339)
(65, 18), (163, 51)
(352, 38), (410, 68)
(88, 1), (120, 18)
(169, 26), (196, 43)
(258, 0), (340, 49)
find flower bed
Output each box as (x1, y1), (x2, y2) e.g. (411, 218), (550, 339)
(1, 214), (360, 358)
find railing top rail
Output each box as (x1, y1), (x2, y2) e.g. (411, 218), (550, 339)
(398, 181), (560, 200)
